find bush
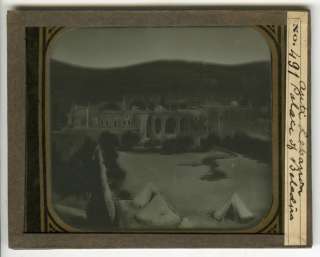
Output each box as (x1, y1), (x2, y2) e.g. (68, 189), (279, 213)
(226, 132), (271, 163)
(220, 132), (271, 163)
(199, 131), (271, 163)
(121, 130), (140, 149)
(200, 132), (221, 150)
(178, 136), (194, 150)
(99, 131), (119, 160)
(99, 131), (119, 149)
(144, 139), (161, 148)
(52, 136), (98, 197)
(162, 136), (194, 154)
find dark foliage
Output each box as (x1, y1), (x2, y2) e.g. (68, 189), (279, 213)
(200, 131), (271, 164)
(223, 132), (272, 164)
(143, 138), (161, 148)
(201, 169), (227, 181)
(200, 133), (221, 151)
(52, 132), (128, 229)
(51, 136), (98, 197)
(99, 131), (119, 150)
(200, 157), (227, 181)
(52, 131), (127, 200)
(98, 131), (126, 187)
(162, 136), (194, 154)
(114, 189), (131, 200)
(120, 130), (140, 149)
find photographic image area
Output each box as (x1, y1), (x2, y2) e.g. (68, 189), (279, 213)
(48, 27), (273, 232)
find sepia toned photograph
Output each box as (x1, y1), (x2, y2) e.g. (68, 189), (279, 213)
(47, 27), (273, 232)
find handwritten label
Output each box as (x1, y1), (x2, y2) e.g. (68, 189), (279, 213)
(285, 11), (308, 246)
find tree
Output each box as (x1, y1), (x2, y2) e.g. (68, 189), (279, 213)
(98, 131), (125, 184)
(55, 136), (97, 196)
(200, 132), (221, 150)
(86, 131), (126, 229)
(162, 136), (194, 153)
(121, 130), (140, 149)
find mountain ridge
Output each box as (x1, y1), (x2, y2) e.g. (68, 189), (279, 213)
(50, 58), (269, 71)
(49, 59), (271, 128)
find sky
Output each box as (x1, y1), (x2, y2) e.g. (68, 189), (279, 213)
(49, 27), (271, 69)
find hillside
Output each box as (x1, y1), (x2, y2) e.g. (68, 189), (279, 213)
(49, 60), (271, 129)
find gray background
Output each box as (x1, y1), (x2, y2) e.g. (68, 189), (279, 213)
(50, 27), (270, 68)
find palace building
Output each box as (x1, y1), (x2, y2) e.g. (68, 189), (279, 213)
(66, 98), (271, 144)
(66, 101), (209, 143)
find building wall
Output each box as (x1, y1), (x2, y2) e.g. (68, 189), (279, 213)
(66, 106), (208, 143)
(143, 112), (208, 142)
(207, 106), (271, 140)
(66, 104), (271, 143)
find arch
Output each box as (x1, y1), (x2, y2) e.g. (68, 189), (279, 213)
(146, 116), (152, 137)
(165, 117), (176, 134)
(180, 117), (189, 132)
(155, 117), (162, 134)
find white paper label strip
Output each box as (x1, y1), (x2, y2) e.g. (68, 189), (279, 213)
(284, 11), (308, 246)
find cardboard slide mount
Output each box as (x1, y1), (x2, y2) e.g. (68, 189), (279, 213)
(7, 9), (311, 248)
